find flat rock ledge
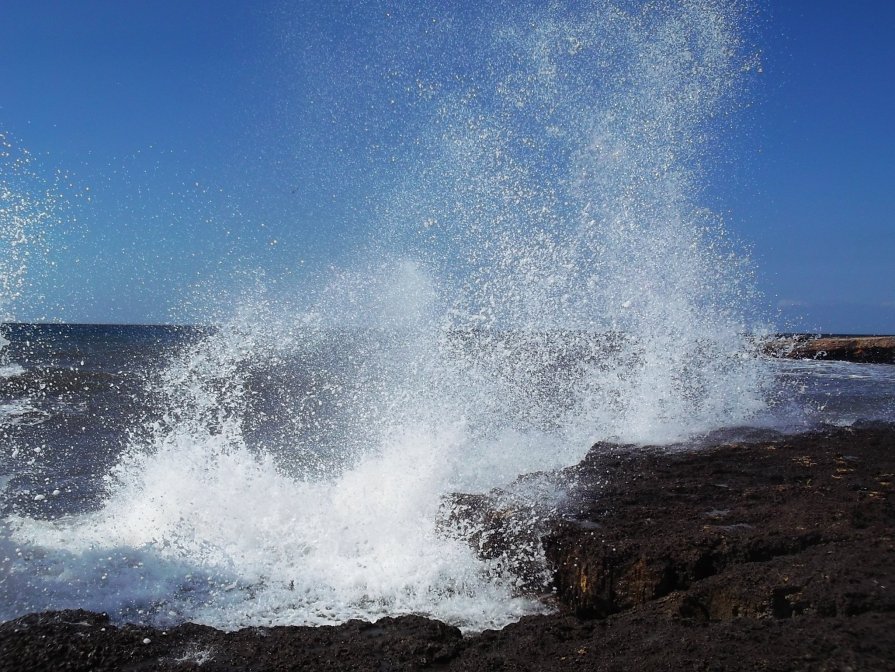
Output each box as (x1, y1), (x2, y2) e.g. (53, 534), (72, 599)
(2, 424), (894, 671)
(768, 335), (895, 364)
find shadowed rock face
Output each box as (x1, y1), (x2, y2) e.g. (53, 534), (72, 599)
(2, 425), (894, 671)
(770, 336), (895, 364)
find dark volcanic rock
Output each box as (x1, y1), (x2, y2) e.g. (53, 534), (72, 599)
(2, 425), (894, 671)
(546, 426), (895, 619)
(438, 470), (568, 593)
(0, 610), (463, 672)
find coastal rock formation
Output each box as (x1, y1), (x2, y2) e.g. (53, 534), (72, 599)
(0, 611), (464, 672)
(771, 335), (895, 364)
(2, 425), (894, 671)
(547, 426), (895, 619)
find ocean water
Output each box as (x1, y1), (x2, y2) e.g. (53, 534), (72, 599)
(1, 0), (891, 634)
(1, 323), (892, 632)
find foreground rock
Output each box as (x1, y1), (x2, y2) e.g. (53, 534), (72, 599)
(2, 425), (893, 671)
(548, 424), (895, 619)
(770, 335), (895, 364)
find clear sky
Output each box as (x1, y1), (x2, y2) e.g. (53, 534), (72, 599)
(0, 0), (892, 332)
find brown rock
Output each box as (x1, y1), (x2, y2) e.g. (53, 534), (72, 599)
(545, 426), (895, 618)
(771, 336), (895, 364)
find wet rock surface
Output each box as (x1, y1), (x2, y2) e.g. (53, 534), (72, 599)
(2, 425), (894, 671)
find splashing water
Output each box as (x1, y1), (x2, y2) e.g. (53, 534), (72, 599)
(0, 134), (59, 428)
(0, 135), (50, 375)
(3, 1), (773, 631)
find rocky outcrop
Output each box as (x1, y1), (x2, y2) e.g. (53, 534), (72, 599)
(770, 335), (895, 364)
(0, 611), (463, 672)
(546, 426), (895, 622)
(2, 425), (894, 671)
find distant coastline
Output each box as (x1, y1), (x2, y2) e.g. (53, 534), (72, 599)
(768, 335), (895, 365)
(4, 323), (895, 365)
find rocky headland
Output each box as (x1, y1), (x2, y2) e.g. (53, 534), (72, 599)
(2, 424), (893, 671)
(770, 335), (895, 364)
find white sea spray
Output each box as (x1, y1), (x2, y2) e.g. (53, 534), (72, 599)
(3, 0), (773, 631)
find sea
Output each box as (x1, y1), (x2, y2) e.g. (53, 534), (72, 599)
(1, 323), (892, 632)
(1, 0), (893, 635)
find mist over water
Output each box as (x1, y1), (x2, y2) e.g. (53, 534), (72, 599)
(2, 1), (776, 630)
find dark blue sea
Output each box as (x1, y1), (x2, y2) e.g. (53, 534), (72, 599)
(0, 324), (205, 519)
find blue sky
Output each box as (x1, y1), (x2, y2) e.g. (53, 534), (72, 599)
(734, 1), (895, 333)
(1, 0), (893, 332)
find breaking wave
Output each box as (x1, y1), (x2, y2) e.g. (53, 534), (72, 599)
(3, 0), (772, 631)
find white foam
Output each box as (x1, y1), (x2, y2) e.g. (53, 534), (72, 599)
(0, 363), (24, 379)
(0, 399), (49, 428)
(5, 406), (553, 629)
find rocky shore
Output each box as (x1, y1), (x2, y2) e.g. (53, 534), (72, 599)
(770, 335), (895, 364)
(2, 424), (893, 671)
